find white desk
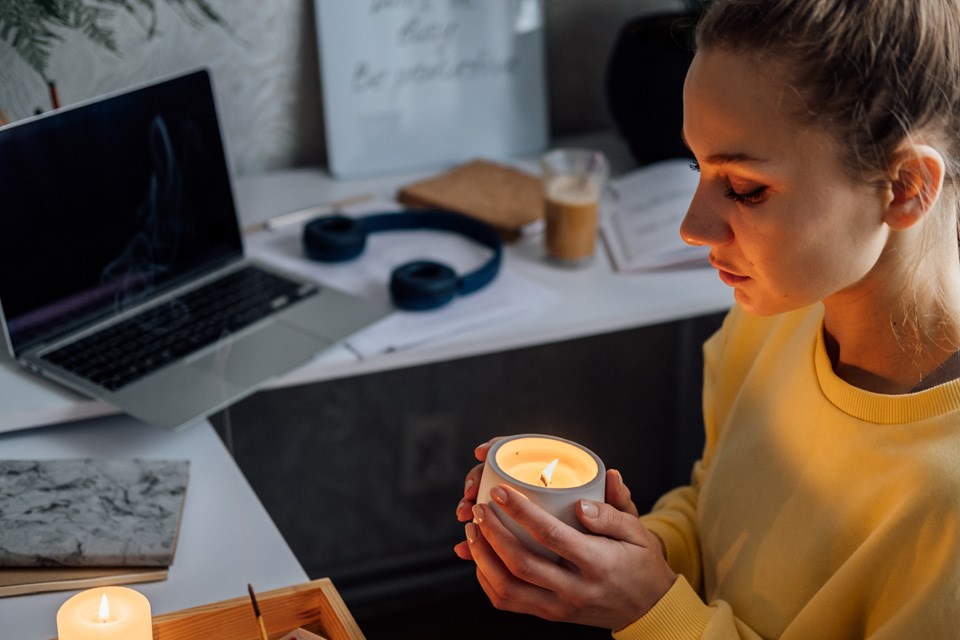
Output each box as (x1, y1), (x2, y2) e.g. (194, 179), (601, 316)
(0, 137), (733, 433)
(0, 414), (308, 639)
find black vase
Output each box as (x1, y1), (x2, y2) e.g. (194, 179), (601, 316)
(605, 12), (697, 167)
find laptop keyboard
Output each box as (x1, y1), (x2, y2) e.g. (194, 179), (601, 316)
(41, 265), (318, 391)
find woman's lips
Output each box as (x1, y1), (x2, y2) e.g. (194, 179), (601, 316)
(718, 269), (749, 286)
(710, 256), (749, 286)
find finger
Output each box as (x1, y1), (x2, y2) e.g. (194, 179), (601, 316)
(605, 469), (640, 517)
(475, 559), (558, 620)
(485, 484), (602, 570)
(457, 463), (486, 522)
(473, 499), (572, 590)
(577, 499), (657, 549)
(456, 497), (474, 523)
(474, 436), (502, 462)
(454, 539), (473, 561)
(467, 520), (558, 618)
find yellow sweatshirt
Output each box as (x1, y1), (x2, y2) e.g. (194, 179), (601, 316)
(614, 304), (960, 639)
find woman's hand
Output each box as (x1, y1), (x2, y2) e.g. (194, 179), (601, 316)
(453, 439), (674, 630)
(461, 484), (676, 630)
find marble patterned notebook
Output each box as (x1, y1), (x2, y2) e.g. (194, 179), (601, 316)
(0, 459), (189, 567)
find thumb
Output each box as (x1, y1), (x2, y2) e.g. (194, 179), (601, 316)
(577, 499), (653, 548)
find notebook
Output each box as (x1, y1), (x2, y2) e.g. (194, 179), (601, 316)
(0, 459), (189, 568)
(0, 69), (389, 430)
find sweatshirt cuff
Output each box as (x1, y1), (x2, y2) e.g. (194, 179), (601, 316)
(612, 575), (712, 640)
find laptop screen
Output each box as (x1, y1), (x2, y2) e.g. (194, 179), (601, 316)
(0, 70), (244, 356)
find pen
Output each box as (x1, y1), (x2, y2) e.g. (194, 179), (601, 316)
(243, 193), (373, 234)
(247, 583), (269, 640)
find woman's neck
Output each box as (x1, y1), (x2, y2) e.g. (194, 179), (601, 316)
(822, 257), (960, 394)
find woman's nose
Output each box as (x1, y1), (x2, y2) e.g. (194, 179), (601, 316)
(680, 190), (733, 247)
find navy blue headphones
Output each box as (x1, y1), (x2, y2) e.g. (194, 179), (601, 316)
(302, 209), (502, 311)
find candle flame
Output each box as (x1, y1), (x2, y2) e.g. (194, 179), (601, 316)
(98, 593), (110, 623)
(540, 458), (560, 487)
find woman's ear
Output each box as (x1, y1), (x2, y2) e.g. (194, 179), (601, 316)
(884, 144), (946, 230)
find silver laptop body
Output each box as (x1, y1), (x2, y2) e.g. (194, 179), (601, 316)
(0, 69), (389, 430)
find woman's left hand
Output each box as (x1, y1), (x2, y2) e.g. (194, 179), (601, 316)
(455, 483), (677, 631)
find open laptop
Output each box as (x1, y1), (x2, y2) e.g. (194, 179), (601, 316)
(0, 69), (389, 430)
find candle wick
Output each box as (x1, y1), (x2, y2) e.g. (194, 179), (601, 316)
(540, 458), (560, 487)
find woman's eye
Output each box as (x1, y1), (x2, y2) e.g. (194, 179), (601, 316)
(724, 185), (767, 205)
(689, 161), (701, 172)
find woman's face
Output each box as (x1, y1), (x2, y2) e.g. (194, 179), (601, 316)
(680, 47), (892, 316)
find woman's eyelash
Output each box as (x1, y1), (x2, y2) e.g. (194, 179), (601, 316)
(688, 161), (767, 204)
(724, 186), (767, 205)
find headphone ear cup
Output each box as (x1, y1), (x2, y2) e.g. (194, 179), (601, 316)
(303, 214), (367, 262)
(389, 260), (458, 311)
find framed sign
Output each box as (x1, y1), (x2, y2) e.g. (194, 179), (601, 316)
(315, 0), (548, 179)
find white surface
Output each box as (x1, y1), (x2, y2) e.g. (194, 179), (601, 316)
(0, 415), (308, 640)
(315, 0), (548, 178)
(0, 141), (734, 434)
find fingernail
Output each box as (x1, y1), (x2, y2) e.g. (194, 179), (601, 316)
(456, 500), (466, 514)
(465, 522), (478, 544)
(472, 503), (485, 523)
(464, 477), (475, 493)
(490, 485), (507, 505)
(580, 499), (599, 519)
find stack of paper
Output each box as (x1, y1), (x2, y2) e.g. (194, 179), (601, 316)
(601, 158), (709, 272)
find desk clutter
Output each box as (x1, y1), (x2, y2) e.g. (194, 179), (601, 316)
(247, 194), (556, 357)
(0, 459), (188, 597)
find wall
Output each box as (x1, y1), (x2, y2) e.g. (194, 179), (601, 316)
(0, 0), (683, 176)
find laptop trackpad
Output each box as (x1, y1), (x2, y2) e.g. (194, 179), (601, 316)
(189, 321), (330, 388)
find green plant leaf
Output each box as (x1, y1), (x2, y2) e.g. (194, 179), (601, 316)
(0, 0), (227, 78)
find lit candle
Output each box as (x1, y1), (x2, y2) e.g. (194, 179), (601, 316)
(57, 586), (152, 640)
(476, 434), (605, 559)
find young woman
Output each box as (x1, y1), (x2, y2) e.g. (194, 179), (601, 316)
(454, 0), (960, 637)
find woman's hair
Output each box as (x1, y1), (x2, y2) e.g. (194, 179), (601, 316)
(697, 0), (960, 335)
(696, 0), (960, 197)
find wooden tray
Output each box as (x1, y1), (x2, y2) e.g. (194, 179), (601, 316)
(151, 579), (364, 640)
(52, 579), (365, 640)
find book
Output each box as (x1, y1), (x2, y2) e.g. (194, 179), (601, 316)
(0, 566), (167, 598)
(601, 158), (710, 271)
(0, 459), (189, 568)
(396, 159), (544, 241)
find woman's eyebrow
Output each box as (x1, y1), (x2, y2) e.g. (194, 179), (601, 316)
(681, 130), (770, 166)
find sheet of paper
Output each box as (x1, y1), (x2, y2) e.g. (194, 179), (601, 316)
(245, 200), (556, 357)
(601, 158), (709, 272)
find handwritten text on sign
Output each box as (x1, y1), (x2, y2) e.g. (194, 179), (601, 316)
(316, 0), (547, 177)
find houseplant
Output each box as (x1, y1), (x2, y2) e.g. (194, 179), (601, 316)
(0, 0), (226, 81)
